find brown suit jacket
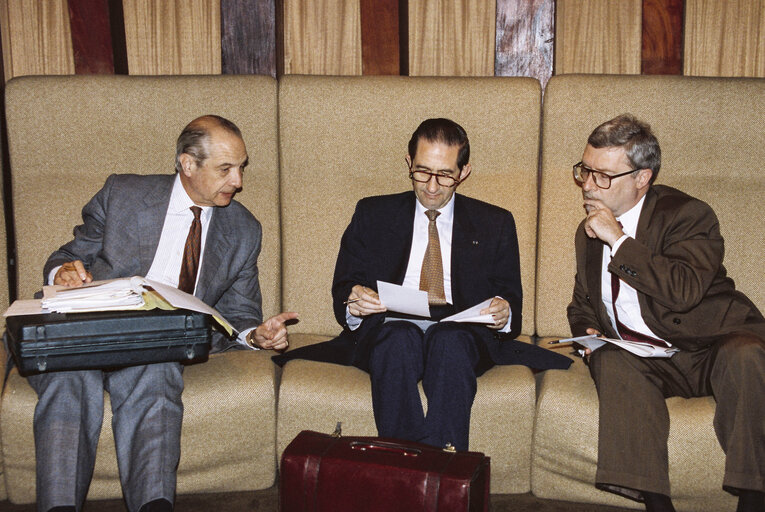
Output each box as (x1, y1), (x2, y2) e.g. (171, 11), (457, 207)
(568, 184), (765, 351)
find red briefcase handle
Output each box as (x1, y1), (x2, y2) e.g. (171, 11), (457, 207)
(350, 440), (422, 456)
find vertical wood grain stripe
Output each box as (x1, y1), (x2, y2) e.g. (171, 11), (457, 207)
(123, 0), (221, 75)
(0, 0), (75, 82)
(360, 0), (400, 75)
(408, 0), (495, 77)
(641, 0), (683, 75)
(555, 0), (641, 75)
(221, 0), (276, 76)
(283, 0), (361, 75)
(684, 0), (765, 77)
(495, 0), (554, 87)
(68, 0), (115, 74)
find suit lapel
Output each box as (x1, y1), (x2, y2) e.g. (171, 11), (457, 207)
(451, 195), (481, 309)
(389, 193), (417, 285)
(137, 176), (174, 275)
(585, 235), (613, 334)
(196, 208), (234, 301)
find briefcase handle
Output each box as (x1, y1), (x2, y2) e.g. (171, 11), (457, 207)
(350, 440), (422, 457)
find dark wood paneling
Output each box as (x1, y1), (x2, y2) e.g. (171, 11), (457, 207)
(221, 0), (277, 76)
(68, 0), (115, 74)
(641, 0), (684, 75)
(360, 0), (400, 75)
(495, 0), (554, 87)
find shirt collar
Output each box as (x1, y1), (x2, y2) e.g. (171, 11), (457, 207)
(168, 173), (212, 216)
(616, 194), (646, 238)
(415, 192), (456, 223)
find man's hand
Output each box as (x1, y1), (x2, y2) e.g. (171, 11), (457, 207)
(54, 260), (93, 287)
(583, 199), (623, 247)
(579, 327), (602, 357)
(346, 285), (387, 317)
(480, 296), (510, 330)
(248, 311), (299, 350)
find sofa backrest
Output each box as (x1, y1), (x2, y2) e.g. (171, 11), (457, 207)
(4, 75), (280, 320)
(537, 74), (765, 338)
(279, 75), (543, 337)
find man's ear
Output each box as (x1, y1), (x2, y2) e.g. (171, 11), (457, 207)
(405, 154), (412, 169)
(178, 153), (196, 176)
(458, 163), (472, 183)
(636, 168), (653, 189)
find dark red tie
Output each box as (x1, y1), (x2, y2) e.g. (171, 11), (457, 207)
(178, 206), (202, 294)
(610, 273), (668, 347)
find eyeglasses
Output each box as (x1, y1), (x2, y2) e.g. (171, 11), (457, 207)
(573, 161), (638, 189)
(409, 169), (461, 187)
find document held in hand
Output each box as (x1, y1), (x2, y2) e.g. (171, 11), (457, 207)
(376, 280), (495, 324)
(3, 276), (236, 336)
(550, 334), (679, 358)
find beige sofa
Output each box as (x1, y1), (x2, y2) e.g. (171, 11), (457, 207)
(0, 73), (762, 511)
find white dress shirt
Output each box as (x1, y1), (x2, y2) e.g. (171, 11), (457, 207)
(601, 195), (670, 346)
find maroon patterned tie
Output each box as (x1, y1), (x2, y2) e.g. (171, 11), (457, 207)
(420, 209), (447, 305)
(610, 273), (669, 347)
(178, 206), (202, 294)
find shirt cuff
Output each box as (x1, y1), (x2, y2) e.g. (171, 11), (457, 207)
(237, 326), (260, 350)
(610, 234), (630, 257)
(346, 305), (363, 331)
(48, 266), (61, 286)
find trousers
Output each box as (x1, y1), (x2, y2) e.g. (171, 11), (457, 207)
(365, 321), (494, 451)
(588, 331), (765, 498)
(27, 362), (184, 512)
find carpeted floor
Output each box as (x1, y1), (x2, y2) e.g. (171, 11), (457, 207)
(0, 486), (640, 511)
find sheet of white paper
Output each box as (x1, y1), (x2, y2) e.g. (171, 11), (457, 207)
(376, 281), (431, 318)
(441, 298), (494, 324)
(556, 334), (678, 358)
(143, 279), (236, 334)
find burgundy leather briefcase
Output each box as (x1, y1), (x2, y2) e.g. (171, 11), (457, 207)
(280, 430), (490, 512)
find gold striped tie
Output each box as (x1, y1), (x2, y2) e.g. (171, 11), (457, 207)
(178, 206), (202, 294)
(420, 209), (447, 305)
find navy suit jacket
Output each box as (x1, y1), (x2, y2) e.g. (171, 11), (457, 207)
(274, 191), (571, 371)
(45, 173), (264, 352)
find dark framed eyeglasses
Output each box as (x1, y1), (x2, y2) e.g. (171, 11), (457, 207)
(409, 169), (461, 187)
(572, 161), (638, 189)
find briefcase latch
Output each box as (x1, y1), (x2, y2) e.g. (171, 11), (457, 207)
(443, 443), (456, 453)
(331, 422), (342, 438)
(35, 355), (48, 372)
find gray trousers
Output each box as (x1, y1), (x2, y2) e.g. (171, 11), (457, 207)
(27, 362), (184, 512)
(589, 331), (765, 499)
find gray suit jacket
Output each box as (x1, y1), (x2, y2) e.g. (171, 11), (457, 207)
(44, 173), (263, 352)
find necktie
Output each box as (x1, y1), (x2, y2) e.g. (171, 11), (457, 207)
(420, 209), (447, 305)
(178, 206), (202, 294)
(610, 273), (668, 347)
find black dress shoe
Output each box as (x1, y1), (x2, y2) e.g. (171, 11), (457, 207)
(737, 490), (765, 512)
(643, 491), (676, 512)
(138, 498), (173, 512)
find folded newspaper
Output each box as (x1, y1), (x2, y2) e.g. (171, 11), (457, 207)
(553, 334), (679, 358)
(4, 276), (235, 336)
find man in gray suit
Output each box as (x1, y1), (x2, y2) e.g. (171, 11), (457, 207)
(28, 115), (296, 512)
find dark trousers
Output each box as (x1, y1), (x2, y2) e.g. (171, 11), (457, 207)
(588, 331), (765, 498)
(365, 320), (494, 451)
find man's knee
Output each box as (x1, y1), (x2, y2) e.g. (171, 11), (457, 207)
(713, 332), (765, 379)
(368, 321), (425, 368)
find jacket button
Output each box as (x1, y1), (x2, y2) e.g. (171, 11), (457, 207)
(585, 295), (590, 301)
(620, 265), (626, 271)
(673, 318), (681, 324)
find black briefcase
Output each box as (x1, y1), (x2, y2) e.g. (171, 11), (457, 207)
(4, 308), (211, 376)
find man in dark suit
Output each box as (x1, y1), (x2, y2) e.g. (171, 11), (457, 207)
(277, 118), (570, 451)
(29, 115), (297, 512)
(567, 114), (765, 512)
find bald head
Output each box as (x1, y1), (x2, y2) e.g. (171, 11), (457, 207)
(175, 115), (243, 173)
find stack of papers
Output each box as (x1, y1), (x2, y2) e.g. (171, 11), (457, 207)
(377, 281), (498, 325)
(552, 334), (679, 358)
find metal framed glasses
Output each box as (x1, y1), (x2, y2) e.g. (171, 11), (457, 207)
(573, 161), (638, 189)
(409, 169), (461, 187)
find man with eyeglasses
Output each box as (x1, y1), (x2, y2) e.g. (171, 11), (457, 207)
(275, 118), (571, 451)
(567, 114), (765, 512)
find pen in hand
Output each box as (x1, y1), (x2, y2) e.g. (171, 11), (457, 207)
(343, 298), (361, 305)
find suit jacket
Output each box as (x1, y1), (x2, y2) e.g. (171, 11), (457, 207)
(568, 184), (765, 351)
(274, 191), (571, 370)
(45, 173), (263, 352)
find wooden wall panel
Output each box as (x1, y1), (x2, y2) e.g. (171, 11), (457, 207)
(409, 0), (495, 77)
(68, 0), (115, 74)
(360, 0), (400, 75)
(283, 0), (361, 75)
(641, 0), (683, 74)
(684, 0), (765, 77)
(221, 0), (276, 76)
(495, 0), (554, 87)
(555, 0), (642, 75)
(123, 0), (221, 75)
(0, 0), (75, 82)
